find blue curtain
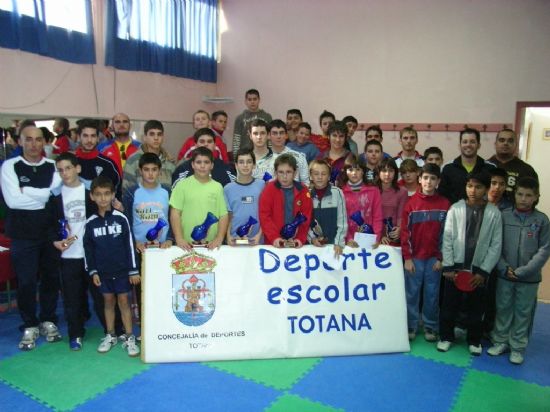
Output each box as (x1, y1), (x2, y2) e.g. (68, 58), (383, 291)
(105, 0), (218, 83)
(0, 0), (96, 64)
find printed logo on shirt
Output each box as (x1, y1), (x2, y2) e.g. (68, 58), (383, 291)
(19, 176), (30, 183)
(241, 196), (254, 204)
(93, 223), (122, 238)
(95, 166), (104, 176)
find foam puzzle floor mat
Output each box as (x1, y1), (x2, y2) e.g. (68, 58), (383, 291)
(0, 304), (549, 411)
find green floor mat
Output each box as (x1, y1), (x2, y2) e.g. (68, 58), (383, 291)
(267, 394), (344, 412)
(453, 370), (550, 412)
(0, 327), (150, 411)
(204, 357), (322, 390)
(408, 336), (473, 368)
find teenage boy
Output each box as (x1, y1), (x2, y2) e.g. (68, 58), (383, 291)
(394, 127), (424, 169)
(259, 154), (312, 248)
(488, 168), (512, 210)
(488, 177), (550, 364)
(172, 128), (235, 187)
(287, 122), (320, 163)
(424, 147), (444, 169)
(178, 110), (229, 162)
(342, 115), (359, 155)
(47, 153), (97, 351)
(268, 119), (309, 186)
(310, 110), (335, 153)
(211, 110), (229, 139)
(52, 117), (71, 155)
(75, 118), (122, 201)
(170, 147), (229, 251)
(286, 109), (303, 143)
(488, 129), (538, 198)
(1, 126), (62, 350)
(248, 119), (275, 180)
(401, 163), (451, 342)
(365, 125), (391, 159)
(362, 139), (384, 184)
(439, 128), (495, 205)
(232, 89), (272, 154)
(438, 171), (502, 355)
(100, 113), (140, 176)
(399, 159), (420, 196)
(84, 176), (140, 357)
(224, 148), (265, 245)
(123, 120), (176, 193)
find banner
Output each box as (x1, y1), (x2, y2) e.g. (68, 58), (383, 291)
(142, 245), (409, 363)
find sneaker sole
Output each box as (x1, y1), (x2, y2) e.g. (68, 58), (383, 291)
(18, 343), (36, 351)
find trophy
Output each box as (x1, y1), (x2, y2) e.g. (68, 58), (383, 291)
(145, 218), (168, 248)
(279, 212), (307, 247)
(191, 212), (219, 246)
(383, 217), (394, 237)
(330, 168), (340, 183)
(262, 171), (273, 182)
(58, 218), (78, 248)
(350, 211), (374, 234)
(309, 218), (327, 245)
(235, 216), (258, 245)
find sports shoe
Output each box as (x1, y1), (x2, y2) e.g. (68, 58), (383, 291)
(509, 351), (524, 365)
(123, 335), (140, 357)
(469, 344), (482, 356)
(454, 326), (467, 340)
(487, 343), (509, 356)
(424, 328), (437, 342)
(408, 329), (416, 341)
(118, 334), (127, 343)
(19, 327), (39, 351)
(70, 337), (83, 351)
(39, 321), (62, 342)
(97, 334), (117, 353)
(437, 340), (452, 352)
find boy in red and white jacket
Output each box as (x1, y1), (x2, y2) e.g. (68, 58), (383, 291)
(401, 163), (450, 342)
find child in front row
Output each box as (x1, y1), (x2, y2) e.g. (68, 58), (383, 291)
(488, 177), (550, 364)
(401, 164), (450, 342)
(308, 159), (348, 256)
(84, 176), (140, 357)
(438, 171), (502, 355)
(259, 154), (312, 248)
(224, 148), (265, 245)
(337, 156), (383, 248)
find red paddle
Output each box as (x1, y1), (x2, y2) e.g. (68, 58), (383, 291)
(454, 270), (475, 292)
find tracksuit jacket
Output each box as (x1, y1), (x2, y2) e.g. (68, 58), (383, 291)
(308, 185), (348, 247)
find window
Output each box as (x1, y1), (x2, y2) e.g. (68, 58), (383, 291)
(0, 0), (96, 64)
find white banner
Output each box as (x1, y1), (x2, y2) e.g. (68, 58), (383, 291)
(142, 245), (409, 363)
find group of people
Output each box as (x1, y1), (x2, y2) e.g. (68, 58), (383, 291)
(0, 88), (548, 366)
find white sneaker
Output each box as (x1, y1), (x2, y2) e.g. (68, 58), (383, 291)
(39, 321), (62, 342)
(509, 351), (524, 365)
(454, 327), (467, 340)
(97, 334), (117, 353)
(437, 340), (452, 352)
(123, 335), (140, 357)
(424, 328), (438, 342)
(487, 343), (509, 356)
(469, 344), (482, 356)
(19, 327), (39, 351)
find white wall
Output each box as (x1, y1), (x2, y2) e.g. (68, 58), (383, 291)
(218, 0), (550, 158)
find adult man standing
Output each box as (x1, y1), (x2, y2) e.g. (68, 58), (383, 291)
(1, 126), (62, 350)
(439, 128), (495, 205)
(99, 113), (140, 176)
(394, 127), (425, 169)
(75, 118), (122, 201)
(488, 129), (538, 198)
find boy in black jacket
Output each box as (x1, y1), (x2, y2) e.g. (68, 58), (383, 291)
(84, 176), (140, 357)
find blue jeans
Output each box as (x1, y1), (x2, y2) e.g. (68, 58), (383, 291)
(405, 257), (441, 332)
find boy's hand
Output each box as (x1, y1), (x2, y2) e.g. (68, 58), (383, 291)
(130, 275), (141, 285)
(506, 267), (518, 280)
(53, 240), (70, 252)
(371, 242), (380, 249)
(380, 236), (391, 245)
(333, 245), (343, 257)
(160, 240), (173, 249)
(135, 242), (146, 253)
(311, 238), (324, 247)
(226, 235), (236, 246)
(443, 271), (455, 280)
(273, 238), (285, 248)
(92, 274), (101, 287)
(112, 198), (124, 212)
(207, 237), (223, 250)
(176, 237), (192, 251)
(404, 259), (415, 274)
(470, 273), (485, 288)
(293, 239), (303, 248)
(389, 226), (401, 240)
(432, 260), (442, 272)
(346, 240), (359, 248)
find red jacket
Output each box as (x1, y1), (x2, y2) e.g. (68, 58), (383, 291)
(400, 191), (450, 260)
(52, 134), (71, 155)
(259, 181), (313, 245)
(100, 139), (140, 176)
(177, 135), (229, 162)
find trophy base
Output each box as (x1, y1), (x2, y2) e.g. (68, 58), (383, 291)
(61, 235), (78, 248)
(145, 241), (160, 249)
(282, 239), (297, 248)
(235, 238), (251, 246)
(192, 242), (208, 248)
